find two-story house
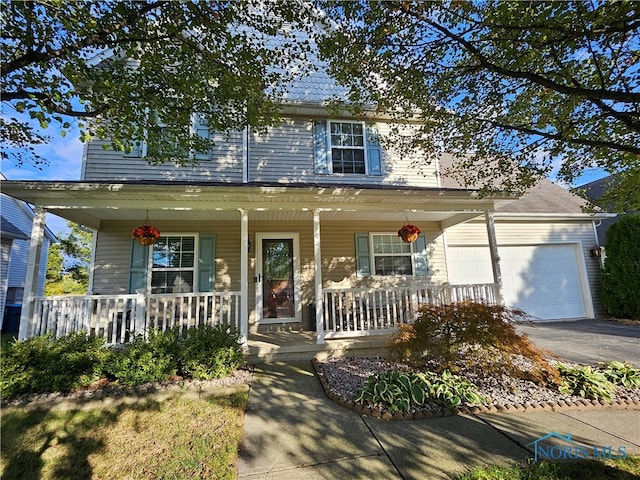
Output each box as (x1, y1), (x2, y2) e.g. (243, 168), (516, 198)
(2, 67), (612, 348)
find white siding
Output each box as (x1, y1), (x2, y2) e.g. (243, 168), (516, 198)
(445, 219), (604, 317)
(249, 117), (440, 188)
(82, 131), (244, 182)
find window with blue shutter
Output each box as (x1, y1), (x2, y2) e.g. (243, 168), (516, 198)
(318, 120), (383, 176)
(354, 233), (429, 277)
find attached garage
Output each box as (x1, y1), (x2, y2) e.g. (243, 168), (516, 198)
(447, 243), (592, 320)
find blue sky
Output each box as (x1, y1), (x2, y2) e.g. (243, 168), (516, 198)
(1, 127), (84, 236)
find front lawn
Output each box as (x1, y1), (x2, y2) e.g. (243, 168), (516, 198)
(455, 455), (640, 479)
(1, 392), (248, 480)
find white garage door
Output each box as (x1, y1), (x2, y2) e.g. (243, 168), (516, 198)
(447, 244), (586, 320)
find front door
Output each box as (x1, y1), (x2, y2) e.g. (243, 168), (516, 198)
(255, 233), (301, 324)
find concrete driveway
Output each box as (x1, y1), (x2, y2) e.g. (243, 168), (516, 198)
(516, 318), (640, 367)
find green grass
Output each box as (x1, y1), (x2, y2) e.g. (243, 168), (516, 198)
(1, 391), (248, 480)
(454, 455), (640, 479)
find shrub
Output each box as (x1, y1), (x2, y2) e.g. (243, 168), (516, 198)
(103, 329), (178, 386)
(601, 213), (640, 320)
(355, 368), (485, 412)
(178, 324), (244, 380)
(558, 364), (615, 401)
(388, 301), (561, 386)
(1, 332), (109, 399)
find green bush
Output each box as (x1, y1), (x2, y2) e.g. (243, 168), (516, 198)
(1, 332), (109, 399)
(355, 368), (485, 413)
(178, 324), (244, 380)
(601, 214), (640, 320)
(103, 330), (178, 386)
(558, 364), (615, 401)
(389, 301), (561, 386)
(2, 325), (245, 400)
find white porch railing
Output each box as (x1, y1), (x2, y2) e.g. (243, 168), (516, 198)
(321, 283), (498, 340)
(29, 291), (242, 344)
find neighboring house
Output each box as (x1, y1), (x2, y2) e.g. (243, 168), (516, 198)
(1, 62), (612, 345)
(0, 185), (56, 333)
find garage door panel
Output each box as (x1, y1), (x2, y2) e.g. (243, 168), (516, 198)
(448, 244), (586, 320)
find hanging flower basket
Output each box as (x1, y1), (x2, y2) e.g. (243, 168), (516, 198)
(398, 224), (420, 243)
(132, 225), (160, 246)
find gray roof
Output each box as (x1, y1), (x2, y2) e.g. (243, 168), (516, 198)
(438, 156), (587, 214)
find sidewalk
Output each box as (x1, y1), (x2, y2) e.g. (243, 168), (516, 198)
(238, 361), (640, 480)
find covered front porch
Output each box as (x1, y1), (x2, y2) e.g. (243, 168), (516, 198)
(1, 180), (512, 348)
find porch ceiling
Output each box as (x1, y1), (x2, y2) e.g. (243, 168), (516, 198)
(1, 180), (517, 229)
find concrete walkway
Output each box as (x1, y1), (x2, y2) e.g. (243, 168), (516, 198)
(238, 320), (640, 479)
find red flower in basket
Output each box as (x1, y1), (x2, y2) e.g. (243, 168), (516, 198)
(132, 225), (161, 246)
(398, 224), (420, 243)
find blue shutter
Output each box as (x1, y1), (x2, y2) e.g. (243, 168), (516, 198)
(193, 115), (211, 160)
(198, 234), (216, 292)
(413, 233), (429, 277)
(355, 234), (371, 277)
(365, 124), (382, 176)
(313, 121), (330, 174)
(129, 240), (149, 293)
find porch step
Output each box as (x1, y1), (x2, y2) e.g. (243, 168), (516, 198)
(244, 331), (390, 363)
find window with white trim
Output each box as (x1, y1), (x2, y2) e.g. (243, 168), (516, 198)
(330, 121), (366, 174)
(151, 236), (196, 293)
(371, 234), (414, 276)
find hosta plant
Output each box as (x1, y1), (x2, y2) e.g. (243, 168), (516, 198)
(425, 369), (486, 409)
(355, 368), (485, 413)
(557, 364), (615, 401)
(601, 361), (640, 389)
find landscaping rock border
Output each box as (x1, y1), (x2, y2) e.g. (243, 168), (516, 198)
(311, 358), (640, 420)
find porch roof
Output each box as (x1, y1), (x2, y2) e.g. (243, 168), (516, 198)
(0, 180), (517, 229)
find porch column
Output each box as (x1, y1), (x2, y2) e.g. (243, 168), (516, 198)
(313, 210), (324, 344)
(484, 210), (504, 305)
(239, 209), (249, 346)
(18, 206), (46, 341)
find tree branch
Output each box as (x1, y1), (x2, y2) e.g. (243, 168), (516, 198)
(407, 10), (640, 103)
(481, 118), (640, 154)
(2, 1), (168, 76)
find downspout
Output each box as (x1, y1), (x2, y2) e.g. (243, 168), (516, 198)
(242, 126), (249, 183)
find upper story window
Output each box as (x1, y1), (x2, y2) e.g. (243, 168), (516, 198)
(330, 122), (366, 174)
(123, 114), (211, 160)
(313, 120), (382, 176)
